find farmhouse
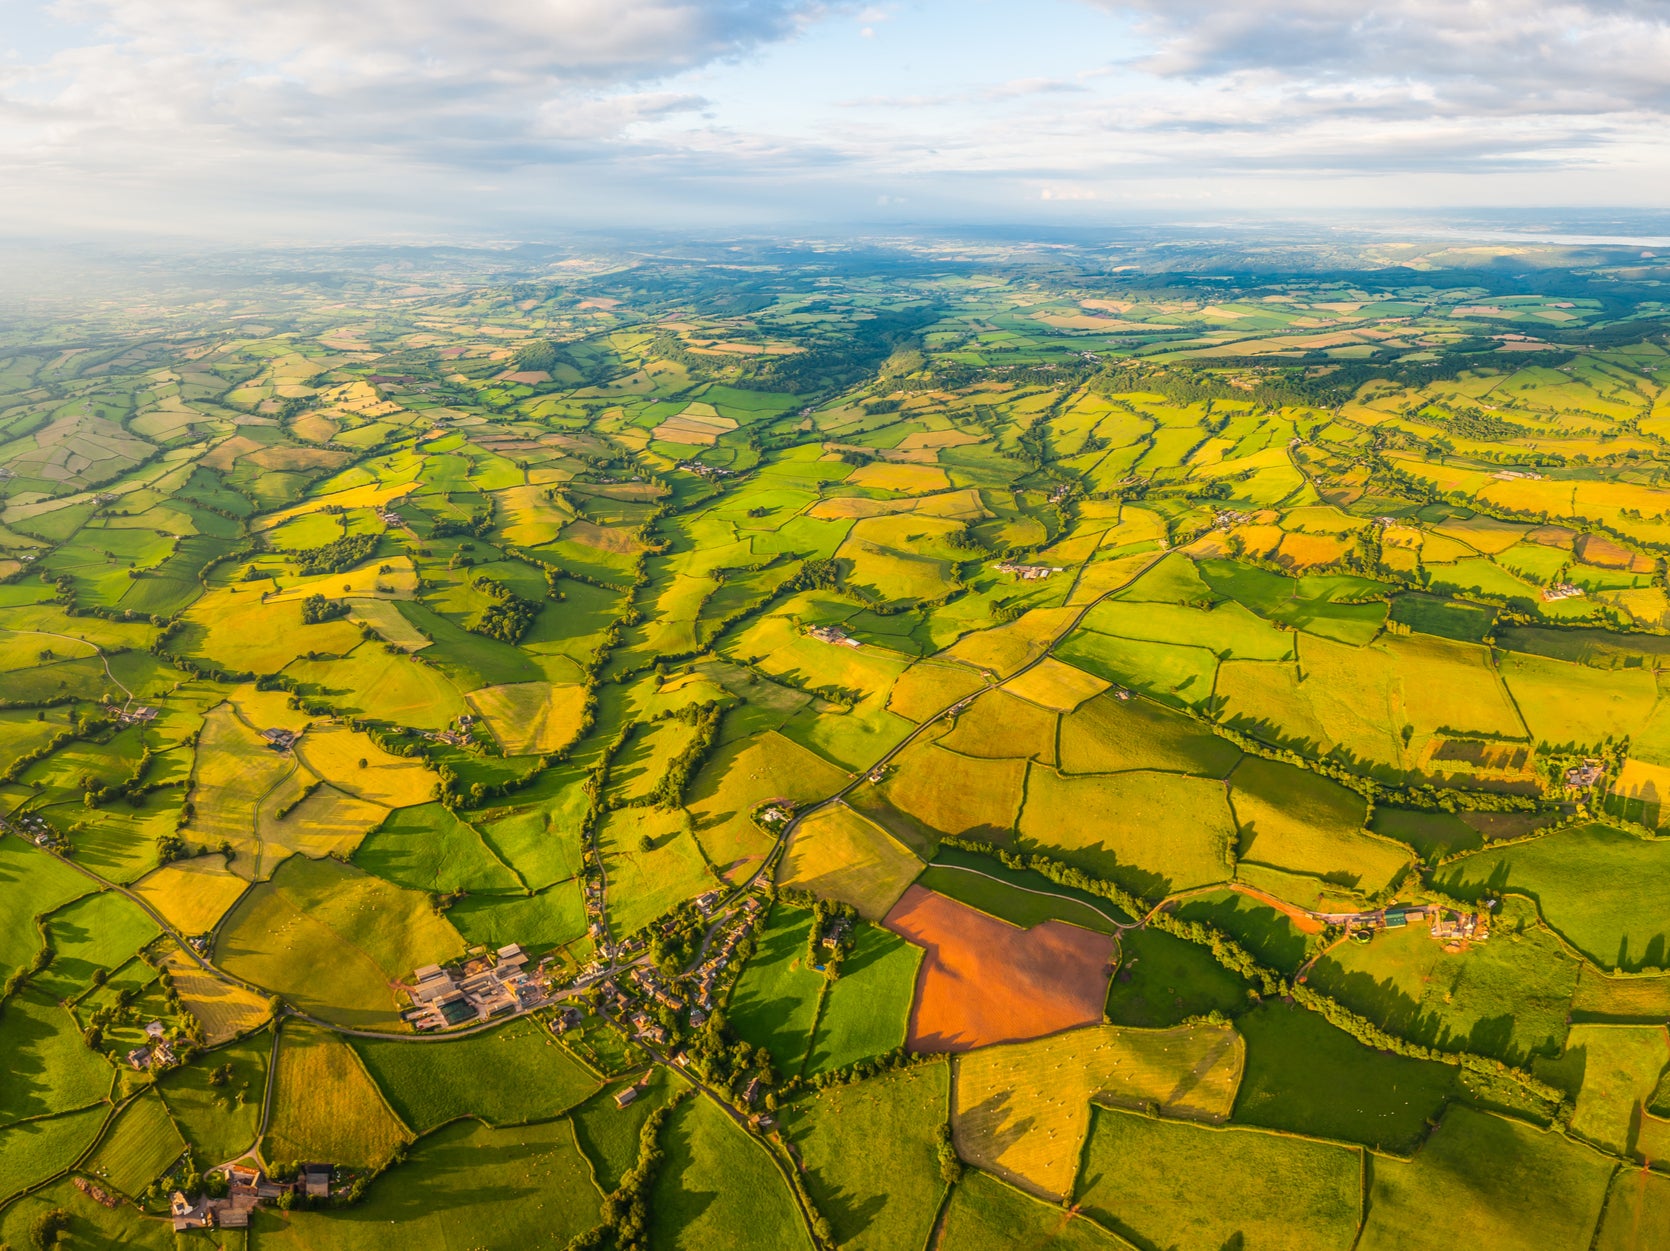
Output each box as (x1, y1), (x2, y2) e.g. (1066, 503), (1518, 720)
(807, 623), (860, 647)
(1542, 582), (1585, 602)
(1564, 760), (1605, 789)
(994, 562), (1065, 580)
(260, 727), (298, 751)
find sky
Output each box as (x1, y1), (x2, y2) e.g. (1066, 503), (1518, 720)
(3, 0), (1669, 241)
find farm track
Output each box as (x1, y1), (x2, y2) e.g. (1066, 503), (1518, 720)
(9, 628), (134, 709)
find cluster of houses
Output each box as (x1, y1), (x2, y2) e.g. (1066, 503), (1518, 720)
(403, 944), (548, 1030)
(1213, 510), (1252, 529)
(378, 509), (404, 526)
(993, 562), (1064, 581)
(683, 896), (764, 1027)
(1542, 582), (1585, 602)
(807, 624), (860, 648)
(677, 462), (735, 478)
(0, 810), (57, 846)
(1492, 469), (1545, 481)
(125, 1020), (176, 1071)
(171, 1164), (332, 1233)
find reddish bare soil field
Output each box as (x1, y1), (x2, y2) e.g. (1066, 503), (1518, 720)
(883, 884), (1116, 1051)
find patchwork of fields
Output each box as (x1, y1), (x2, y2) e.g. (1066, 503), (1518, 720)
(4, 239), (1670, 1246)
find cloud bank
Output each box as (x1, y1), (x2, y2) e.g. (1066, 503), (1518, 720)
(2, 0), (1665, 238)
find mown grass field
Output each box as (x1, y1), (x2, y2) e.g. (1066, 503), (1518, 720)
(263, 1023), (410, 1170)
(84, 1089), (185, 1198)
(953, 1022), (1243, 1200)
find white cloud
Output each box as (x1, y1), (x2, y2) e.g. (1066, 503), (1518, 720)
(2, 0), (1668, 238)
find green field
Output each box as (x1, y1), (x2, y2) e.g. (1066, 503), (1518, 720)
(649, 1095), (813, 1251)
(0, 1104), (107, 1204)
(727, 905), (827, 1073)
(350, 1018), (600, 1134)
(4, 236), (1670, 1247)
(1075, 1104), (1362, 1251)
(1232, 1002), (1457, 1151)
(159, 1030), (269, 1164)
(1358, 1106), (1614, 1251)
(1436, 823), (1670, 970)
(253, 1116), (602, 1249)
(783, 1064), (949, 1251)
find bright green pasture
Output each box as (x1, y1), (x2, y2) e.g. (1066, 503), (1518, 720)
(1358, 1106), (1612, 1251)
(728, 905), (825, 1073)
(804, 922), (921, 1075)
(0, 1103), (106, 1204)
(650, 1094), (812, 1251)
(783, 1064), (949, 1251)
(1436, 823), (1670, 970)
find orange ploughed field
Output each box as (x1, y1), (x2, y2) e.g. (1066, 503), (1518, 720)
(883, 884), (1116, 1051)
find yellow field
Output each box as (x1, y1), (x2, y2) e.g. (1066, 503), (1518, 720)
(1573, 967), (1670, 1020)
(257, 783), (389, 873)
(943, 606), (1081, 678)
(938, 690), (1058, 763)
(845, 462), (951, 493)
(292, 724), (437, 807)
(162, 950), (272, 1043)
(879, 743), (1026, 839)
(134, 857), (250, 935)
(253, 480), (420, 532)
(1001, 657), (1109, 712)
(190, 703), (299, 875)
(1612, 758), (1670, 818)
(952, 1022), (1244, 1200)
(347, 598), (432, 650)
(229, 685), (314, 734)
(884, 660), (987, 723)
(1563, 1024), (1669, 1154)
(778, 802), (923, 920)
(469, 681), (591, 756)
(267, 555), (419, 603)
(264, 1023), (410, 1170)
(184, 587), (366, 673)
(492, 483), (572, 546)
